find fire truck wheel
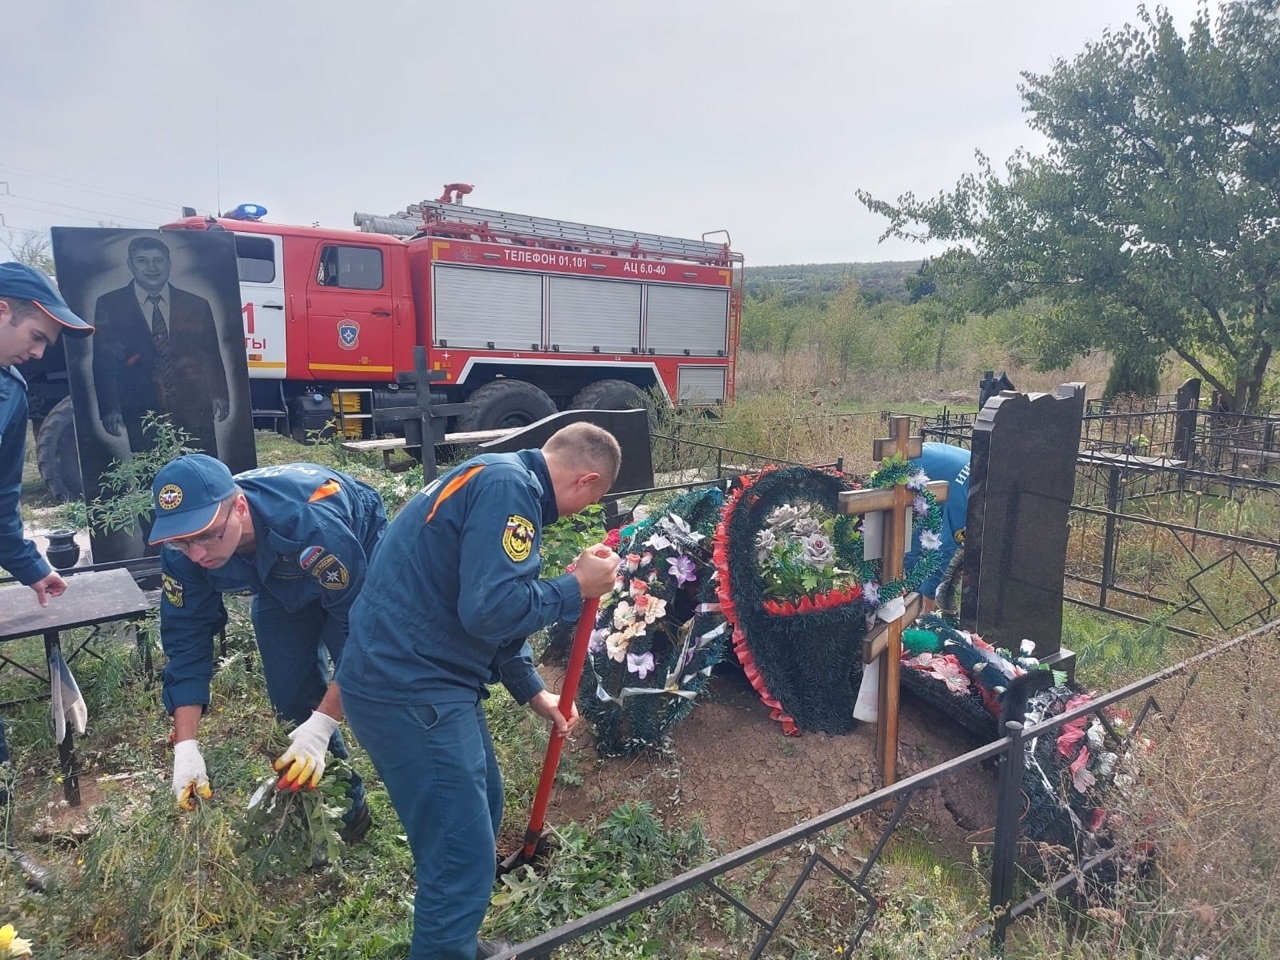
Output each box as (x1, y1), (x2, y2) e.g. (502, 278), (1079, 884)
(459, 380), (558, 431)
(36, 396), (83, 503)
(568, 379), (647, 411)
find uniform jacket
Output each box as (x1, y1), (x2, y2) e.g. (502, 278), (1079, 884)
(909, 441), (971, 597)
(159, 463), (387, 714)
(0, 365), (51, 585)
(337, 449), (581, 706)
(92, 282), (229, 424)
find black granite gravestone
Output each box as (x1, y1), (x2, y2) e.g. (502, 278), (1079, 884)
(477, 407), (655, 495)
(961, 383), (1084, 677)
(51, 227), (256, 564)
(1173, 377), (1201, 463)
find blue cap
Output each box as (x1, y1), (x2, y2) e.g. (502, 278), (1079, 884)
(149, 454), (237, 544)
(0, 262), (94, 337)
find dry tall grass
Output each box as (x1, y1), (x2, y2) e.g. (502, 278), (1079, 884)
(1007, 638), (1280, 960)
(736, 346), (1114, 408)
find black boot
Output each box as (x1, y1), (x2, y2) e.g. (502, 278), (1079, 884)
(339, 800), (372, 845)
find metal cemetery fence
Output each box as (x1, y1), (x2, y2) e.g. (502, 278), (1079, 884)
(491, 622), (1275, 959)
(915, 383), (1280, 641)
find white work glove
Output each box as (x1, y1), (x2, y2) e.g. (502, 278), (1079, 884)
(173, 739), (212, 810)
(273, 711), (340, 791)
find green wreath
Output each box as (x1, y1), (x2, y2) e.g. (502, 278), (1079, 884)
(830, 453), (944, 607)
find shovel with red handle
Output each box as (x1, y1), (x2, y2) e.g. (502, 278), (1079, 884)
(498, 596), (600, 874)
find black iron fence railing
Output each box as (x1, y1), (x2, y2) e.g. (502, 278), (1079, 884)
(488, 621), (1275, 959)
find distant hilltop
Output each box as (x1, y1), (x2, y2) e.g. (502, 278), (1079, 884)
(744, 260), (923, 304)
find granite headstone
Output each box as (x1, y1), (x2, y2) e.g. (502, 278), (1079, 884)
(961, 383), (1084, 676)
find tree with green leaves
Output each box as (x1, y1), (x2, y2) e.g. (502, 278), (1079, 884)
(859, 1), (1280, 411)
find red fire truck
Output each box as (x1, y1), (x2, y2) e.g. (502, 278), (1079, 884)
(30, 189), (742, 498)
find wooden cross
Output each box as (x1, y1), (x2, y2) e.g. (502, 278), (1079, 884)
(837, 416), (948, 787)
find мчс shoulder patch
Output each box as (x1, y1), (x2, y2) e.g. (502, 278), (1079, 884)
(311, 554), (350, 590)
(502, 514), (535, 563)
(162, 573), (185, 607)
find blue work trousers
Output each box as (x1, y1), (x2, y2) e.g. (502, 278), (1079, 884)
(342, 692), (503, 960)
(252, 595), (365, 821)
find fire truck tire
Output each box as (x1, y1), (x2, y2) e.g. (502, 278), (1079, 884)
(36, 397), (83, 503)
(568, 379), (647, 411)
(459, 380), (557, 432)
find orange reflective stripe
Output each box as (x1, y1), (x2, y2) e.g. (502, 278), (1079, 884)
(309, 479), (342, 503)
(425, 464), (486, 524)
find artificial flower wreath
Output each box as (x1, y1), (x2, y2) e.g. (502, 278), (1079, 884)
(581, 487), (728, 756)
(715, 461), (945, 735)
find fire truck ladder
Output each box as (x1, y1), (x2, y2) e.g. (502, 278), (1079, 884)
(354, 200), (735, 265)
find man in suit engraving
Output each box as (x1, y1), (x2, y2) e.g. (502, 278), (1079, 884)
(92, 236), (230, 456)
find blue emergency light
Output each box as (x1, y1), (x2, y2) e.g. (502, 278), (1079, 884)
(225, 203), (268, 221)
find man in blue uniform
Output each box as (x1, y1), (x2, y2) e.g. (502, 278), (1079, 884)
(148, 454), (387, 841)
(337, 422), (623, 960)
(0, 261), (95, 889)
(910, 441), (971, 612)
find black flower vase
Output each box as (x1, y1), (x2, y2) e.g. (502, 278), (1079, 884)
(45, 530), (81, 571)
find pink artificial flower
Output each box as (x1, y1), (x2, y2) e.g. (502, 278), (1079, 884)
(630, 579), (650, 599)
(928, 656), (971, 695)
(625, 553), (642, 573)
(1056, 724), (1087, 760)
(1070, 746), (1096, 793)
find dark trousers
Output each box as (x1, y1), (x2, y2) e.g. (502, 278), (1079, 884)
(252, 596), (365, 821)
(343, 692), (502, 960)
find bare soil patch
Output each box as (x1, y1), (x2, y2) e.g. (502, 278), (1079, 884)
(539, 664), (1000, 863)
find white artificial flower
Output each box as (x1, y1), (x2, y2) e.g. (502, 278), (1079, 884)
(764, 503), (804, 530)
(800, 533), (834, 567)
(754, 528), (778, 564)
(793, 517), (821, 537)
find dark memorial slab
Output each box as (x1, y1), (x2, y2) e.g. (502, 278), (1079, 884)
(961, 383), (1083, 677)
(50, 228), (256, 563)
(477, 407), (655, 495)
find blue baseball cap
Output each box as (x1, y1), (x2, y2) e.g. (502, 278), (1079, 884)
(0, 262), (94, 336)
(149, 454), (237, 544)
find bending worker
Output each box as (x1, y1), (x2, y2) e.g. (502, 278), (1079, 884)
(149, 455), (387, 842)
(0, 262), (95, 889)
(337, 422), (622, 960)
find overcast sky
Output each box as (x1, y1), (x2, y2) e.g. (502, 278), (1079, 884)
(2, 0), (1209, 266)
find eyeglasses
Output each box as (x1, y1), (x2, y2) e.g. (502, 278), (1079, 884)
(169, 504), (234, 553)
